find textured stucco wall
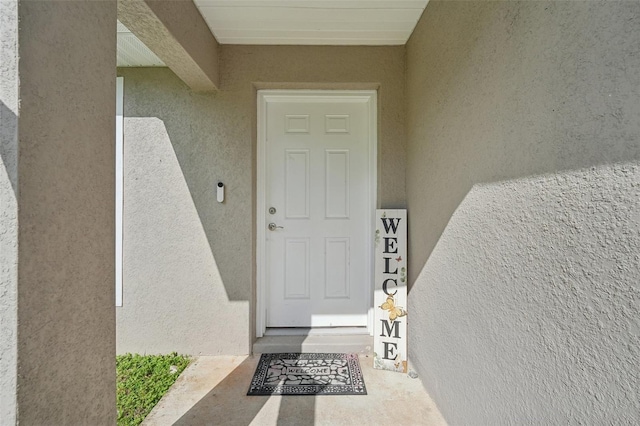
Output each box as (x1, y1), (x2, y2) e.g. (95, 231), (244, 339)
(406, 1), (640, 424)
(14, 1), (117, 423)
(0, 1), (18, 422)
(116, 45), (405, 355)
(116, 71), (250, 355)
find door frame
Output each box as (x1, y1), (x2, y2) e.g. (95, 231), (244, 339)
(256, 89), (378, 338)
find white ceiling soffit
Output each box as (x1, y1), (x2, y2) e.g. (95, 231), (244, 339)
(117, 20), (166, 67)
(193, 0), (430, 45)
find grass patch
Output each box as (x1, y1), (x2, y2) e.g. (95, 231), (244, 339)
(116, 352), (190, 426)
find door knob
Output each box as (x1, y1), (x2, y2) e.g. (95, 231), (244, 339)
(268, 223), (284, 231)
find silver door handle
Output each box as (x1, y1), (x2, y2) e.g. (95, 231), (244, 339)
(268, 223), (284, 231)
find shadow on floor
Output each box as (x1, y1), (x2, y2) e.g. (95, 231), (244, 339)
(171, 356), (294, 426)
(162, 354), (320, 425)
(144, 354), (446, 426)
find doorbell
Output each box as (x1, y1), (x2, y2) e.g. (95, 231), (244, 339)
(217, 182), (224, 203)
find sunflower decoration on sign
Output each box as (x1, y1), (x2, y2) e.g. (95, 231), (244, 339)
(379, 295), (407, 321)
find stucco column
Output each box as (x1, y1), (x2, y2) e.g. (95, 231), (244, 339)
(1, 0), (117, 423)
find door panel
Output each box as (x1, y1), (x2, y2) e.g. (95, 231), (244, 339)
(263, 94), (374, 328)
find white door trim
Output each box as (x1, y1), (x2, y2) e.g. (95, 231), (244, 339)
(115, 77), (124, 307)
(256, 89), (377, 338)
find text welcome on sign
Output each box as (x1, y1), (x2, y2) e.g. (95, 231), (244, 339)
(373, 209), (407, 373)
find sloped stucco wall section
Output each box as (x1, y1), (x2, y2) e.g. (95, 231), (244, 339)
(116, 45), (405, 355)
(406, 1), (639, 424)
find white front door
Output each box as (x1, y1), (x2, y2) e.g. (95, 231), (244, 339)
(258, 91), (376, 331)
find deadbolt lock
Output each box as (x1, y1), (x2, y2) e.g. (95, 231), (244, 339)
(268, 207), (276, 214)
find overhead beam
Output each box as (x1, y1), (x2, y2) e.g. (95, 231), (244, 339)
(119, 0), (219, 92)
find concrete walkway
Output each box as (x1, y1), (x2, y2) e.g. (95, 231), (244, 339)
(143, 355), (447, 426)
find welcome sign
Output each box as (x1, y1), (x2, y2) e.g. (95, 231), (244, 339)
(373, 209), (408, 373)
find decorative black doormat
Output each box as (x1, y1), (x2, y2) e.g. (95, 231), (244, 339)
(247, 353), (367, 396)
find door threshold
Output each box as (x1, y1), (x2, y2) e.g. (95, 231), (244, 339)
(253, 334), (373, 355)
(264, 327), (369, 336)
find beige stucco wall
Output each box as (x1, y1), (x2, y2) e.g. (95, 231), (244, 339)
(116, 45), (405, 355)
(5, 1), (117, 423)
(406, 1), (640, 423)
(0, 0), (18, 421)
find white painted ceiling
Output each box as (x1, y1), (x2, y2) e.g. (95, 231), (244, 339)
(117, 1), (429, 67)
(194, 0), (429, 45)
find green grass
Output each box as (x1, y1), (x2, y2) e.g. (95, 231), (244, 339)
(116, 353), (190, 426)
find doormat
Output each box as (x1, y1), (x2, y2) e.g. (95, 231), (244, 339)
(247, 353), (367, 396)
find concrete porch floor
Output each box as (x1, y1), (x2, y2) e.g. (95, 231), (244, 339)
(142, 355), (447, 426)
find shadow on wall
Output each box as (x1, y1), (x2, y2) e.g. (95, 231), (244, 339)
(404, 1), (640, 423)
(406, 0), (640, 285)
(114, 69), (254, 354)
(408, 163), (640, 423)
(0, 100), (18, 424)
(119, 69), (250, 303)
(0, 101), (17, 195)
